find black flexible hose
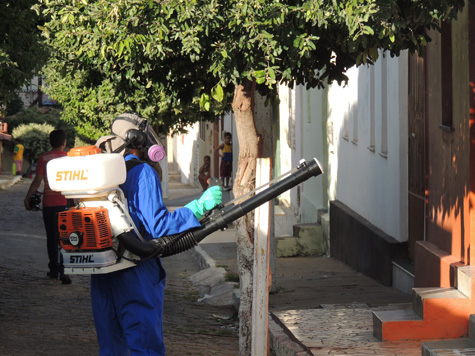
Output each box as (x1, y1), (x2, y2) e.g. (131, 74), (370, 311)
(117, 231), (199, 258)
(119, 158), (323, 259)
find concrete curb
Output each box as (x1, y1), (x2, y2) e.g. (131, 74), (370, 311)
(0, 175), (22, 190)
(190, 245), (240, 308)
(269, 313), (314, 356)
(190, 245), (216, 269)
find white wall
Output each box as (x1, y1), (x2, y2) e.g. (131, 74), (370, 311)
(300, 85), (327, 222)
(329, 51), (408, 242)
(278, 85), (298, 211)
(169, 123), (200, 186)
(277, 51), (409, 242)
(277, 83), (327, 222)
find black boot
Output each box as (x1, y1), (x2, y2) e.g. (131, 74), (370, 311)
(59, 274), (72, 285)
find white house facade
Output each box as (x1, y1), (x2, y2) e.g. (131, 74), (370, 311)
(277, 51), (409, 286)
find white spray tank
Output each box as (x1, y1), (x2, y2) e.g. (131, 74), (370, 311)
(47, 146), (143, 274)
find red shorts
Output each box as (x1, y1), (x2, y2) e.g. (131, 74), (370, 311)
(220, 161), (232, 178)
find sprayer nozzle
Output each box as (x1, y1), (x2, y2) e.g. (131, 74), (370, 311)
(313, 158), (324, 175)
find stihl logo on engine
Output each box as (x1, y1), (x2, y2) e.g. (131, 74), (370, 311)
(56, 170), (89, 181)
(70, 255), (95, 263)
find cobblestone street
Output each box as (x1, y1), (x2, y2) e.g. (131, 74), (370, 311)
(0, 180), (239, 355)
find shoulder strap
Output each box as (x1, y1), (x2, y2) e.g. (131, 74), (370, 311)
(125, 159), (144, 172)
(124, 159), (147, 237)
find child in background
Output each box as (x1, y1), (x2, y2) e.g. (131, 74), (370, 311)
(216, 132), (232, 190)
(12, 138), (24, 176)
(198, 155), (211, 191)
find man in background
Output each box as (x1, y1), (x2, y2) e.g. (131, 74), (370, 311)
(24, 129), (71, 285)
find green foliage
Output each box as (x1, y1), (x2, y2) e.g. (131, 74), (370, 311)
(0, 0), (49, 109)
(12, 123), (55, 162)
(5, 107), (76, 148)
(74, 136), (95, 148)
(5, 94), (24, 117)
(36, 0), (466, 138)
(5, 107), (58, 133)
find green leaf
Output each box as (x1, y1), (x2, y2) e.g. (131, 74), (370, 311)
(200, 93), (210, 111)
(363, 26), (374, 35)
(389, 30), (395, 43)
(369, 47), (379, 61)
(118, 41), (125, 57)
(268, 67), (275, 80)
(254, 70), (265, 79)
(356, 52), (363, 66)
(293, 37), (302, 48)
(211, 84), (224, 102)
(256, 76), (265, 84)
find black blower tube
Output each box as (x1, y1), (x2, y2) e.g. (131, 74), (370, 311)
(120, 158), (323, 259)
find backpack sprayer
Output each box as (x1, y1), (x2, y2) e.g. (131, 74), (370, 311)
(47, 146), (323, 275)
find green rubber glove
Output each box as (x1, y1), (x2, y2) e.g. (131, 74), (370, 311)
(185, 186), (222, 219)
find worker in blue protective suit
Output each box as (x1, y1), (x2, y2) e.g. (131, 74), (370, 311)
(93, 113), (222, 356)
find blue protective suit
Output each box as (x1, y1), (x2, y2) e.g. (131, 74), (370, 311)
(91, 154), (200, 356)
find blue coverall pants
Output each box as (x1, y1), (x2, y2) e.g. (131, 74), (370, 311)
(91, 259), (167, 356)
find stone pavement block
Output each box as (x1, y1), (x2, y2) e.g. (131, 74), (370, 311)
(273, 307), (423, 355)
(269, 315), (311, 356)
(190, 266), (227, 294)
(422, 339), (475, 356)
(207, 281), (239, 306)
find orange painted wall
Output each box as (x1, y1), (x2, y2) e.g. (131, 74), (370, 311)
(415, 5), (472, 287)
(469, 3), (475, 267)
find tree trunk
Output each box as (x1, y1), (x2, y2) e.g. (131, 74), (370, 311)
(232, 79), (261, 356)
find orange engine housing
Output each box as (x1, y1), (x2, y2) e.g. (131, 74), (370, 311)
(58, 207), (113, 250)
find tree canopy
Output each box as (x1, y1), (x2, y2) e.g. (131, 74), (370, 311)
(37, 0), (466, 140)
(0, 0), (49, 111)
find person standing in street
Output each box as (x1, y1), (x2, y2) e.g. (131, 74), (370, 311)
(12, 138), (24, 176)
(24, 129), (71, 284)
(215, 132), (233, 190)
